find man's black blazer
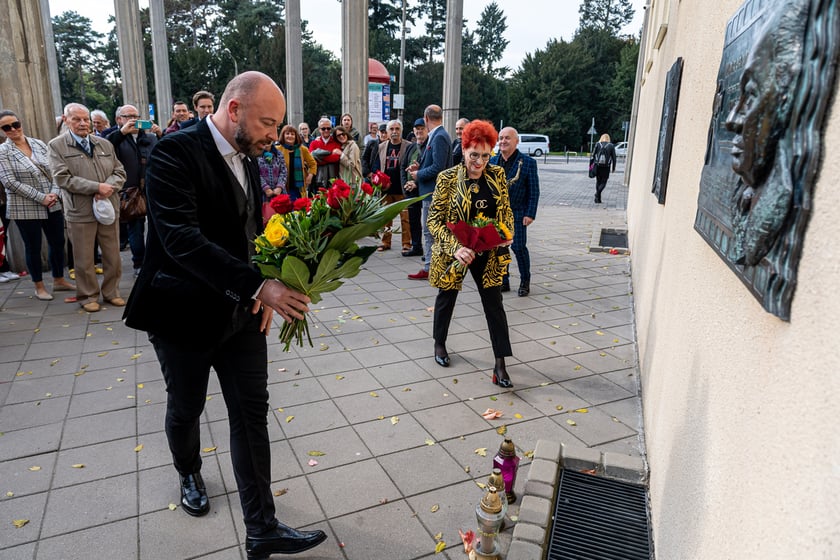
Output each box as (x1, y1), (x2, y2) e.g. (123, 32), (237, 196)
(123, 118), (264, 346)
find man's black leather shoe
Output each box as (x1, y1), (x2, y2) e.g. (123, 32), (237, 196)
(518, 281), (530, 297)
(246, 523), (327, 559)
(180, 472), (210, 517)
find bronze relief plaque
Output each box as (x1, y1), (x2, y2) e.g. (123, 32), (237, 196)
(694, 0), (839, 320)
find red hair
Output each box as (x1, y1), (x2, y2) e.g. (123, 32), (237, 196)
(461, 120), (498, 151)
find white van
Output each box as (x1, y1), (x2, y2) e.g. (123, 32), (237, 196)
(494, 133), (550, 157)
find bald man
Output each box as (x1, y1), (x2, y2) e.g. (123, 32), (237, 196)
(124, 71), (326, 558)
(490, 127), (540, 296)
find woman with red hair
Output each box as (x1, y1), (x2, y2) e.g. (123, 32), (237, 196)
(427, 120), (515, 388)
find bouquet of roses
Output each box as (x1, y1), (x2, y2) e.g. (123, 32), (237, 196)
(253, 178), (426, 350)
(370, 170), (391, 191)
(443, 213), (513, 280)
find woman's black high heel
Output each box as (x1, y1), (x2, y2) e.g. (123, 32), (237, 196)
(492, 358), (513, 388)
(434, 343), (450, 367)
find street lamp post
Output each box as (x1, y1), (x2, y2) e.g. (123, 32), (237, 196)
(223, 47), (238, 77)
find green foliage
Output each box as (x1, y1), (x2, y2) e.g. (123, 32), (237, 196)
(578, 0), (635, 35)
(413, 0), (447, 63)
(473, 2), (510, 77)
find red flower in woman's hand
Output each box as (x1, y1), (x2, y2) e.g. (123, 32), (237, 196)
(293, 197), (312, 212)
(361, 182), (374, 195)
(269, 194), (293, 214)
(327, 179), (352, 208)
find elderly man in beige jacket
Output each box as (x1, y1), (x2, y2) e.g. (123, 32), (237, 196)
(49, 103), (126, 313)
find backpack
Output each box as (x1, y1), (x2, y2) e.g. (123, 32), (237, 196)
(596, 143), (609, 167)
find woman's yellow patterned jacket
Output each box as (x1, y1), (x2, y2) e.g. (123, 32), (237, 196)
(428, 163), (513, 291)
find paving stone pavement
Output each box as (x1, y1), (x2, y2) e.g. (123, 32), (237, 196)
(0, 157), (642, 559)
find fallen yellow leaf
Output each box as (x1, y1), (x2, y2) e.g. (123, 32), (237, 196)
(574, 365), (582, 371)
(134, 444), (144, 452)
(464, 466), (470, 473)
(369, 391), (379, 397)
(430, 504), (439, 513)
(514, 413), (523, 419)
(556, 405), (564, 411)
(50, 359), (60, 366)
(71, 464), (85, 469)
(335, 375), (344, 380)
(97, 352), (108, 357)
(6, 492), (13, 497)
(596, 331), (604, 336)
(307, 451), (325, 456)
(434, 541), (446, 553)
(202, 447), (217, 453)
(286, 416), (294, 423)
(524, 450), (535, 459)
(566, 419), (577, 426)
(574, 408), (589, 413)
(168, 503), (178, 511)
(475, 481), (487, 489)
(391, 416), (400, 425)
(496, 425), (507, 435)
(13, 519), (29, 528)
(28, 466), (41, 471)
(434, 532), (443, 540)
(475, 448), (487, 457)
(540, 382), (550, 386)
(425, 439), (435, 446)
(137, 383), (144, 389)
(274, 488), (289, 497)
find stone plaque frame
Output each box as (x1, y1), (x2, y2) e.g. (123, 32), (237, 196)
(651, 57), (684, 205)
(694, 0), (839, 320)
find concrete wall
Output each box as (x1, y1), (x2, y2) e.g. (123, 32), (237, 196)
(627, 0), (840, 557)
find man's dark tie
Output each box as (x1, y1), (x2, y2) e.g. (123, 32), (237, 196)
(79, 137), (91, 155)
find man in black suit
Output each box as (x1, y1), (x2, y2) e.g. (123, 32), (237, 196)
(407, 105), (452, 280)
(123, 71), (326, 559)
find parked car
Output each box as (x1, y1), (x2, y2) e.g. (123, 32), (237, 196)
(615, 141), (628, 157)
(494, 133), (550, 157)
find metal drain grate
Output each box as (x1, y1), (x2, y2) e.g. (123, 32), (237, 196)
(546, 469), (652, 560)
(599, 229), (628, 248)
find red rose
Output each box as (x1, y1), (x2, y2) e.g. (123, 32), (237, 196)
(293, 197), (312, 212)
(327, 180), (352, 208)
(269, 194), (293, 214)
(361, 182), (374, 195)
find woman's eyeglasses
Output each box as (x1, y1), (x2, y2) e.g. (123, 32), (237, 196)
(467, 151), (491, 162)
(1, 121), (22, 132)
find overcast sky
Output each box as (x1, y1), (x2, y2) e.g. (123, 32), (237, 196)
(48, 0), (645, 73)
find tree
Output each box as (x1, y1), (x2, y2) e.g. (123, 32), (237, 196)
(578, 0), (635, 36)
(413, 0), (447, 63)
(472, 2), (509, 77)
(52, 11), (106, 106)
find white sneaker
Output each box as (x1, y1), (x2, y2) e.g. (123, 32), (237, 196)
(0, 274), (9, 283)
(2, 271), (20, 280)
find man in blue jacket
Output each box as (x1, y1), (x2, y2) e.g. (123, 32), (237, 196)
(407, 105), (452, 279)
(490, 127), (540, 296)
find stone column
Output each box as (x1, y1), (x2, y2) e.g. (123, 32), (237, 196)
(341, 0), (368, 132)
(149, 0), (172, 127)
(0, 0), (57, 141)
(39, 0), (63, 120)
(442, 0), (463, 138)
(285, 0), (304, 127)
(114, 0), (149, 118)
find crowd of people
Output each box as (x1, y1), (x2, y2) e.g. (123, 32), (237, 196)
(0, 75), (550, 557)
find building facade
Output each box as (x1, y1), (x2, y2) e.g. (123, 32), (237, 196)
(627, 0), (839, 556)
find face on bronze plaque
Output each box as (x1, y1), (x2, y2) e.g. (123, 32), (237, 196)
(695, 0), (839, 320)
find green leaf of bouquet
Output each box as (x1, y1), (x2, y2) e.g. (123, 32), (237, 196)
(257, 263), (283, 279)
(325, 193), (430, 253)
(311, 249), (341, 286)
(280, 255), (313, 293)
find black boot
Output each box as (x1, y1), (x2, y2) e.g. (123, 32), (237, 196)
(518, 281), (530, 297)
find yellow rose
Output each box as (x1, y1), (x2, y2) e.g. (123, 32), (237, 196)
(265, 219), (289, 247)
